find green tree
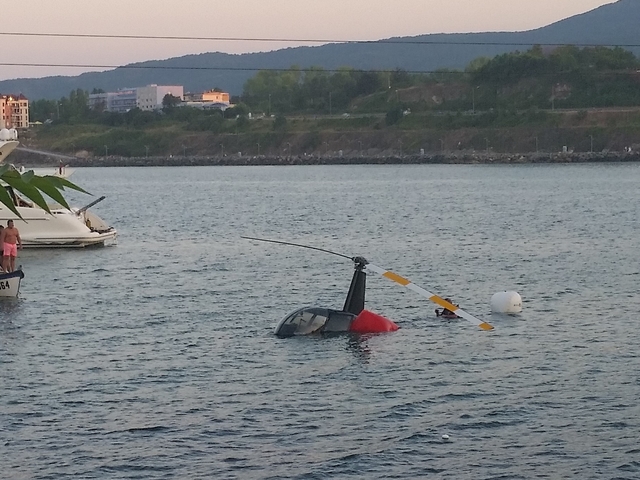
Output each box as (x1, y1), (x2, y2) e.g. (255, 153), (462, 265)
(385, 106), (404, 126)
(162, 94), (181, 110)
(273, 114), (287, 131)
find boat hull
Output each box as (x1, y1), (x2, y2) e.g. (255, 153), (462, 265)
(0, 269), (24, 297)
(0, 206), (117, 248)
(0, 140), (19, 162)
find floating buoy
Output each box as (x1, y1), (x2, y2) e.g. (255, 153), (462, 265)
(491, 291), (522, 313)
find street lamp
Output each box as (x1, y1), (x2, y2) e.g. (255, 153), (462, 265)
(104, 145), (108, 157)
(257, 142), (260, 156)
(329, 92), (332, 116)
(535, 137), (539, 153)
(182, 144), (186, 157)
(220, 143), (224, 157)
(358, 140), (363, 156)
(590, 135), (594, 153)
(268, 94), (271, 117)
(145, 145), (149, 158)
(286, 142), (291, 156)
(323, 141), (329, 155)
(439, 138), (444, 152)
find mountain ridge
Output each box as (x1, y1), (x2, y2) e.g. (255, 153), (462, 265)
(1, 0), (638, 100)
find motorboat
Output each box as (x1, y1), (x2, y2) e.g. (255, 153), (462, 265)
(0, 187), (117, 247)
(0, 269), (24, 298)
(18, 164), (75, 179)
(0, 138), (20, 163)
(1, 129), (117, 248)
(2, 128), (74, 178)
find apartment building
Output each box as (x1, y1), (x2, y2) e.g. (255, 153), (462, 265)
(0, 94), (29, 129)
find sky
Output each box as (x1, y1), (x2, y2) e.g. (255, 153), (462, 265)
(0, 0), (617, 81)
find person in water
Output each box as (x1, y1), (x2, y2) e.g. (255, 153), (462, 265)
(436, 298), (458, 317)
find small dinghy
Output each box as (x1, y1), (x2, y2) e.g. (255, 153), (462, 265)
(0, 269), (24, 298)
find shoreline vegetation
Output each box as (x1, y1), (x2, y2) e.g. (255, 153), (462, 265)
(55, 150), (640, 167)
(20, 46), (640, 166)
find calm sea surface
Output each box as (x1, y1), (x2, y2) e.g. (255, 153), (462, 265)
(1, 164), (640, 479)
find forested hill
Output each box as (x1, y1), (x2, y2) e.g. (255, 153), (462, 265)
(2, 0), (639, 100)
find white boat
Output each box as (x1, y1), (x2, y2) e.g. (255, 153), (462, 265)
(0, 269), (24, 298)
(18, 164), (75, 179)
(1, 187), (117, 247)
(1, 129), (117, 248)
(2, 128), (74, 178)
(0, 139), (19, 162)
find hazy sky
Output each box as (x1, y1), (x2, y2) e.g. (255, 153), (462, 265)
(0, 0), (617, 81)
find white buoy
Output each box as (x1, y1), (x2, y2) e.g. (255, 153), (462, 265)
(491, 291), (522, 313)
(442, 434), (450, 441)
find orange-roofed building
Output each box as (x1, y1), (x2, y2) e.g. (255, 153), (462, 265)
(0, 94), (29, 129)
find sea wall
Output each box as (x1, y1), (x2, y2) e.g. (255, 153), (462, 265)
(63, 151), (640, 167)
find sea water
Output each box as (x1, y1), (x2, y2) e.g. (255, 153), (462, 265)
(1, 164), (639, 479)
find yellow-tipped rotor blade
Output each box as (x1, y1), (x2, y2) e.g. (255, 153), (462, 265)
(364, 263), (494, 331)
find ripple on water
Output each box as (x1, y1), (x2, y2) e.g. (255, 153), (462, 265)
(2, 164), (640, 479)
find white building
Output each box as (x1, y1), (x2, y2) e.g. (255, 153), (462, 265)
(136, 85), (184, 111)
(88, 85), (184, 113)
(181, 101), (232, 112)
(88, 89), (137, 113)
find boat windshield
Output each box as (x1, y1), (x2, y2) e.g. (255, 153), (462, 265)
(3, 187), (33, 208)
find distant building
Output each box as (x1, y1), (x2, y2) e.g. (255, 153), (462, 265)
(88, 85), (184, 113)
(182, 89), (232, 111)
(185, 89), (230, 104)
(181, 101), (232, 112)
(136, 85), (184, 111)
(0, 94), (29, 129)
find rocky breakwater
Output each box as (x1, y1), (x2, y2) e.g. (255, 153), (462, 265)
(68, 150), (640, 167)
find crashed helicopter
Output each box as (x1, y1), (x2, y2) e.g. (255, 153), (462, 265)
(242, 236), (494, 337)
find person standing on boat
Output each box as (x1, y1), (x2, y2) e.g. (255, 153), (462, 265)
(0, 226), (4, 272)
(2, 220), (22, 272)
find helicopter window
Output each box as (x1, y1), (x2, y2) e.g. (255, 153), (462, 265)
(278, 308), (330, 336)
(324, 311), (356, 333)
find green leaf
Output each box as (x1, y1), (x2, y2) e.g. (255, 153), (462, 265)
(2, 175), (52, 214)
(21, 170), (35, 183)
(42, 175), (91, 195)
(29, 176), (71, 210)
(0, 185), (22, 218)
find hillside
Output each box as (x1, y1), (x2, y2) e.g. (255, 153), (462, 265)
(1, 0), (639, 100)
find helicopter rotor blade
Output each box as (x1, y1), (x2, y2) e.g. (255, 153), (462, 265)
(364, 263), (494, 331)
(241, 236), (353, 261)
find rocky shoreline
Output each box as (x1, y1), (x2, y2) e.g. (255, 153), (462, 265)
(61, 151), (640, 167)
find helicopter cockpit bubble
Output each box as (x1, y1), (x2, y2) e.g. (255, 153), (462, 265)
(275, 307), (356, 337)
